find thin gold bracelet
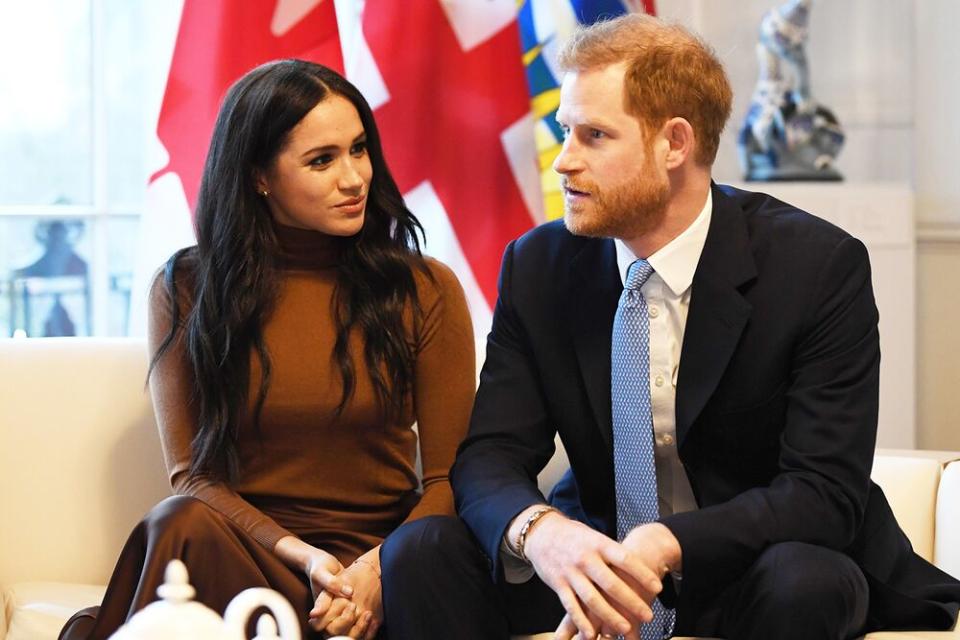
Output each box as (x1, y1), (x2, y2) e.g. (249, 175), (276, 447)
(517, 506), (557, 563)
(352, 558), (381, 578)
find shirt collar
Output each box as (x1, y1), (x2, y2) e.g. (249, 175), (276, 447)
(615, 189), (712, 297)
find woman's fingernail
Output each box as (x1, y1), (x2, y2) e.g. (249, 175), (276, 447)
(342, 585), (354, 596)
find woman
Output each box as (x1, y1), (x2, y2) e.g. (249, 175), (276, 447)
(59, 60), (475, 639)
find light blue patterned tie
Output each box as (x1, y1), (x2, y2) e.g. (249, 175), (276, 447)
(611, 259), (674, 640)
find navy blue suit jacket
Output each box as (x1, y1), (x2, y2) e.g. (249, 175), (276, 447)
(451, 183), (960, 630)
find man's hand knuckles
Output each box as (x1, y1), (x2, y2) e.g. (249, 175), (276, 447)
(572, 554), (596, 572)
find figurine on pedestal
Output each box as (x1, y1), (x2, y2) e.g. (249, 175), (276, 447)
(738, 0), (845, 181)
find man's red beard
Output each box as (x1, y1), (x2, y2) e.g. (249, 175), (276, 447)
(562, 161), (670, 241)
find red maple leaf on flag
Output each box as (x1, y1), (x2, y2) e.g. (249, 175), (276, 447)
(152, 0), (343, 213)
(363, 2), (536, 307)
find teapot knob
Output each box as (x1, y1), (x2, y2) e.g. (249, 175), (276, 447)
(106, 559), (229, 640)
(156, 559), (196, 603)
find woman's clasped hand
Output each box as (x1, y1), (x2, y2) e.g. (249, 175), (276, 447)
(308, 548), (382, 639)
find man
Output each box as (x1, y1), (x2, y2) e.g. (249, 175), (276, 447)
(381, 14), (960, 640)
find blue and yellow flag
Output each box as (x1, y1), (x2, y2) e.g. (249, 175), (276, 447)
(516, 0), (655, 219)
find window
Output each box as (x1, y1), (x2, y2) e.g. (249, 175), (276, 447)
(0, 0), (182, 337)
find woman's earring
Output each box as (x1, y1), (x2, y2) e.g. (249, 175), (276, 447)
(260, 189), (270, 197)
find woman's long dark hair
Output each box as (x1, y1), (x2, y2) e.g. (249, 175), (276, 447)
(150, 60), (428, 482)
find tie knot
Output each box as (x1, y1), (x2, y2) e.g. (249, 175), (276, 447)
(624, 259), (654, 290)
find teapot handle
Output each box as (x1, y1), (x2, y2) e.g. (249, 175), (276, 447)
(223, 587), (302, 640)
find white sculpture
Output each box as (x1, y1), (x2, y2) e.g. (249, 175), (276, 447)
(107, 559), (303, 640)
(737, 0), (845, 181)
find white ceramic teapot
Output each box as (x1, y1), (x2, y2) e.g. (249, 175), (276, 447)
(108, 559), (302, 640)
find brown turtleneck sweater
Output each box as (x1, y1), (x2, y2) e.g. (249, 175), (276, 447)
(147, 224), (475, 564)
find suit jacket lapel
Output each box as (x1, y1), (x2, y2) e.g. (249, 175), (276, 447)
(676, 185), (757, 446)
(569, 238), (621, 449)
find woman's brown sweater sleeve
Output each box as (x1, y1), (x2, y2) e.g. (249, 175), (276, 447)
(147, 269), (293, 550)
(403, 259), (476, 523)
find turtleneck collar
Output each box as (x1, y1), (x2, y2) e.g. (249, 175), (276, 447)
(273, 222), (341, 270)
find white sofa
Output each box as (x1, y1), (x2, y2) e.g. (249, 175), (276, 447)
(0, 338), (958, 639)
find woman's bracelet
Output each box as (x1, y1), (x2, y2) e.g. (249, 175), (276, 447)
(517, 506), (557, 563)
(352, 558), (381, 578)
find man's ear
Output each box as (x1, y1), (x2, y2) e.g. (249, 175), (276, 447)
(662, 117), (695, 170)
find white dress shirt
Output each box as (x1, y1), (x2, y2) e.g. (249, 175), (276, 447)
(614, 189), (711, 519)
(500, 191), (713, 582)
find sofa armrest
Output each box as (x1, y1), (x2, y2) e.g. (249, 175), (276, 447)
(871, 454), (944, 563)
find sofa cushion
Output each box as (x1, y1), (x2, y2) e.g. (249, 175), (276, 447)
(3, 583), (104, 640)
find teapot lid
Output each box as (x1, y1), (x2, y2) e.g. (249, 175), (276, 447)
(108, 559), (229, 640)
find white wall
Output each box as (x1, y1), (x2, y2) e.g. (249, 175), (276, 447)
(913, 0), (960, 451)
